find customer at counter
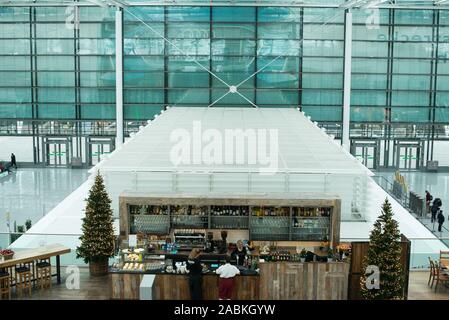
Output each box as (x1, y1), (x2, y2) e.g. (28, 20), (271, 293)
(231, 240), (249, 266)
(186, 248), (203, 300)
(216, 255), (240, 300)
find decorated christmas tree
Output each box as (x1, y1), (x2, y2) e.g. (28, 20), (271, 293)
(76, 171), (115, 275)
(360, 198), (404, 300)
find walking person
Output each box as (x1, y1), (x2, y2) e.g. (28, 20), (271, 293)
(216, 255), (240, 300)
(425, 190), (433, 214)
(10, 153), (16, 169)
(186, 248), (203, 300)
(431, 201), (440, 224)
(437, 209), (445, 233)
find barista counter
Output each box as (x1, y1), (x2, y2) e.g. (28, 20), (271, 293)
(110, 261), (349, 300)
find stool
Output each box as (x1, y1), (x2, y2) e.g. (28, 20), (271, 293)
(15, 265), (32, 298)
(0, 270), (11, 300)
(36, 260), (52, 290)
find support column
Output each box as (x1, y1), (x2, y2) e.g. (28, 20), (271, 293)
(115, 8), (124, 147)
(342, 10), (352, 151)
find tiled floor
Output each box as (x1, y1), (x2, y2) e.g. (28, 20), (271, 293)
(0, 168), (89, 234)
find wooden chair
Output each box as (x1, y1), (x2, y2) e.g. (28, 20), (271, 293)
(434, 261), (449, 292)
(0, 270), (11, 300)
(428, 257), (438, 288)
(15, 264), (32, 298)
(36, 259), (52, 290)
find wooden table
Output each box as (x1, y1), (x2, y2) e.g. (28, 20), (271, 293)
(0, 244), (71, 284)
(440, 259), (449, 269)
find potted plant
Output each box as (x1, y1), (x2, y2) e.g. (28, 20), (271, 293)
(327, 248), (334, 262)
(25, 219), (32, 231)
(300, 248), (307, 263)
(0, 249), (14, 260)
(76, 172), (115, 276)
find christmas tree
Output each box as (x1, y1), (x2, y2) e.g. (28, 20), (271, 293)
(360, 198), (404, 300)
(76, 171), (115, 265)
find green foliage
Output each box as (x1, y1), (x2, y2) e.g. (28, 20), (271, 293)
(360, 198), (404, 300)
(76, 171), (115, 264)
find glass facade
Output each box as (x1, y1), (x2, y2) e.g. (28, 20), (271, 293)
(0, 3), (448, 124)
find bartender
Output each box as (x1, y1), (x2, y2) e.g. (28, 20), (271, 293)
(186, 248), (203, 300)
(231, 240), (249, 266)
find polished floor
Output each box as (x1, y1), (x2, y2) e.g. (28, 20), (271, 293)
(0, 168), (89, 235)
(4, 269), (448, 300)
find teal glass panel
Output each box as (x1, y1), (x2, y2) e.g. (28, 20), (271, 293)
(125, 56), (164, 72)
(394, 26), (433, 42)
(79, 39), (115, 55)
(302, 106), (342, 121)
(302, 57), (343, 73)
(441, 10), (449, 25)
(302, 73), (342, 89)
(213, 23), (255, 39)
(37, 56), (75, 71)
(352, 8), (389, 24)
(391, 107), (430, 122)
(258, 23), (300, 40)
(80, 56), (115, 71)
(353, 25), (389, 41)
(352, 58), (388, 73)
(212, 39), (255, 56)
(257, 57), (299, 73)
(81, 72), (116, 87)
(352, 41), (388, 57)
(392, 75), (430, 90)
(257, 73), (298, 89)
(212, 73), (254, 88)
(258, 8), (301, 22)
(38, 72), (76, 87)
(168, 89), (210, 104)
(0, 104), (31, 118)
(211, 89), (254, 105)
(303, 40), (343, 56)
(80, 22), (115, 38)
(435, 108), (449, 122)
(39, 88), (75, 103)
(391, 91), (429, 106)
(438, 59), (449, 74)
(437, 76), (449, 91)
(79, 7), (115, 22)
(351, 90), (386, 106)
(0, 7), (29, 22)
(38, 104), (76, 119)
(125, 38), (163, 55)
(303, 8), (344, 23)
(393, 59), (431, 74)
(351, 74), (387, 90)
(81, 88), (115, 103)
(393, 43), (433, 58)
(351, 107), (385, 122)
(167, 7), (210, 22)
(124, 22), (164, 39)
(124, 89), (164, 103)
(124, 105), (164, 120)
(36, 23), (74, 38)
(0, 72), (31, 86)
(35, 7), (68, 21)
(81, 105), (115, 120)
(0, 56), (30, 71)
(212, 56), (255, 72)
(394, 10), (434, 25)
(303, 24), (344, 40)
(168, 72), (209, 88)
(124, 7), (164, 22)
(168, 23), (209, 38)
(36, 39), (74, 54)
(168, 39), (209, 55)
(436, 93), (449, 106)
(168, 56), (210, 72)
(257, 90), (298, 105)
(0, 23), (29, 38)
(125, 72), (163, 88)
(0, 39), (29, 54)
(258, 40), (300, 56)
(212, 7), (255, 22)
(302, 90), (342, 105)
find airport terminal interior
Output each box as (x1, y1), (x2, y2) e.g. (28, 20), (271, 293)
(1, 0), (449, 301)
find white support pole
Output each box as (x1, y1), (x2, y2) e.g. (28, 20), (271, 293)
(342, 10), (352, 151)
(115, 8), (124, 147)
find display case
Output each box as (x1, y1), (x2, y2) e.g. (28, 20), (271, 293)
(171, 205), (208, 228)
(291, 207), (331, 241)
(250, 206), (290, 241)
(210, 205), (249, 229)
(129, 205), (170, 235)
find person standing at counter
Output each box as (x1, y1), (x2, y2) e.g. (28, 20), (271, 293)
(216, 255), (240, 300)
(186, 248), (203, 300)
(231, 240), (249, 266)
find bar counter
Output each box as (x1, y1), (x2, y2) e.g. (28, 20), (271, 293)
(110, 261), (349, 300)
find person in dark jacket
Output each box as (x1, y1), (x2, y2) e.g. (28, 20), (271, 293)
(437, 210), (445, 233)
(10, 153), (16, 169)
(431, 202), (440, 223)
(231, 240), (249, 266)
(186, 248), (203, 300)
(425, 191), (433, 213)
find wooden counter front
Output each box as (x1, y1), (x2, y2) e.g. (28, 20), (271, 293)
(110, 273), (259, 300)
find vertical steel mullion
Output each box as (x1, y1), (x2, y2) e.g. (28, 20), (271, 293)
(255, 7), (258, 107)
(430, 10), (440, 162)
(209, 6), (213, 106)
(298, 7), (304, 110)
(164, 6), (168, 107)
